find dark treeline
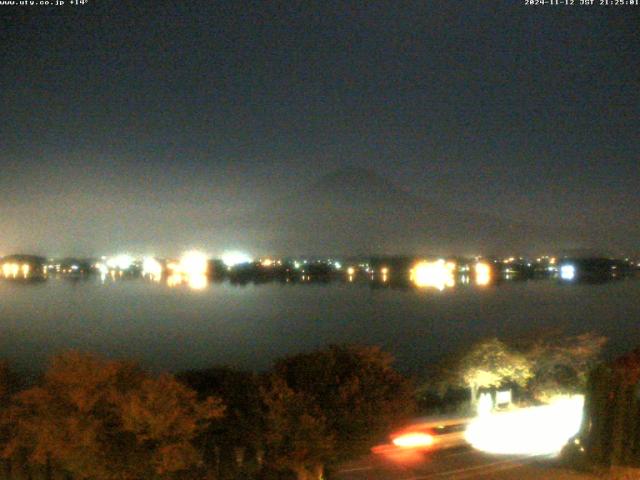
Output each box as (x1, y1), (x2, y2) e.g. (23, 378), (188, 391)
(0, 346), (416, 480)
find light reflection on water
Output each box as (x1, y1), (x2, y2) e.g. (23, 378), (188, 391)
(0, 277), (639, 375)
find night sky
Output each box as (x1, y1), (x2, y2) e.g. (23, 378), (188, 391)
(1, 1), (638, 257)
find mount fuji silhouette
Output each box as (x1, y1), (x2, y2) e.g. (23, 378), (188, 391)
(226, 167), (590, 257)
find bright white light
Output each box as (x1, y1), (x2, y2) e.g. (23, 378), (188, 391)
(106, 254), (133, 270)
(334, 261), (342, 270)
(560, 264), (576, 281)
(221, 251), (252, 267)
(96, 263), (109, 275)
(167, 273), (182, 288)
(164, 252), (209, 290)
(179, 251), (208, 276)
(496, 390), (512, 406)
(465, 395), (584, 456)
(410, 260), (456, 291)
(475, 262), (491, 286)
(187, 274), (208, 290)
(142, 257), (163, 280)
(2, 263), (19, 278)
(477, 392), (493, 416)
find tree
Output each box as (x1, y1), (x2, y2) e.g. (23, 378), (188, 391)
(273, 345), (416, 465)
(526, 332), (607, 402)
(415, 358), (471, 415)
(119, 373), (224, 476)
(0, 351), (223, 479)
(261, 375), (334, 480)
(0, 361), (18, 405)
(177, 367), (264, 478)
(456, 338), (533, 404)
(0, 360), (20, 478)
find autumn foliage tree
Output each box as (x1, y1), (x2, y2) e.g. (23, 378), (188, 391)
(0, 351), (224, 480)
(119, 373), (224, 476)
(0, 345), (414, 480)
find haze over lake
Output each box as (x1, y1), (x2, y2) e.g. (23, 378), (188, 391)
(1, 278), (638, 375)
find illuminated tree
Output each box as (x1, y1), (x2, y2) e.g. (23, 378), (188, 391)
(0, 351), (223, 479)
(457, 338), (533, 404)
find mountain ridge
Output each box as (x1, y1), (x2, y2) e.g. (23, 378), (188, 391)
(219, 167), (594, 257)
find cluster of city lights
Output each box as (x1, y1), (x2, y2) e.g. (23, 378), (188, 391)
(2, 251), (633, 290)
(475, 262), (492, 286)
(410, 260), (456, 291)
(1, 263), (30, 279)
(406, 259), (497, 290)
(166, 251), (209, 290)
(91, 250), (216, 290)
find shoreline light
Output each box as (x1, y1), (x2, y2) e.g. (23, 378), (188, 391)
(165, 251), (209, 290)
(560, 264), (576, 281)
(142, 257), (163, 281)
(179, 251), (208, 276)
(106, 254), (133, 271)
(410, 259), (456, 291)
(475, 262), (491, 286)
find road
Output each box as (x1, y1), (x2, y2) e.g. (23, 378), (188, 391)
(334, 447), (597, 480)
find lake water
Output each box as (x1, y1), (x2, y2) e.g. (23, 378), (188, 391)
(0, 277), (638, 375)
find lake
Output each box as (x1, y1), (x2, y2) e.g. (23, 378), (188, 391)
(0, 277), (638, 375)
